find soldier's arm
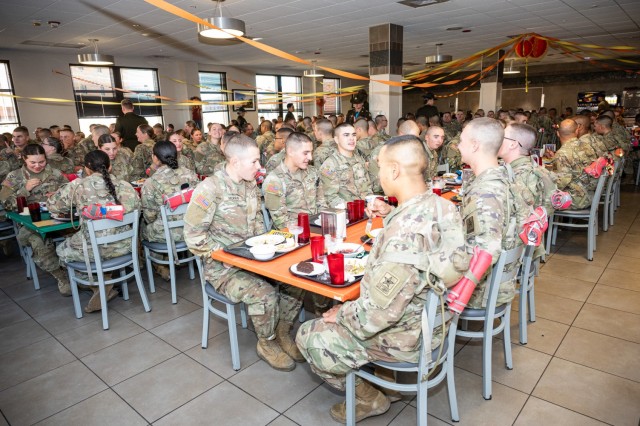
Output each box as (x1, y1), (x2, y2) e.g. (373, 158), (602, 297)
(313, 168), (327, 210)
(140, 181), (159, 224)
(552, 152), (573, 190)
(463, 192), (505, 263)
(130, 146), (146, 179)
(184, 181), (219, 257)
(263, 175), (288, 230)
(319, 160), (344, 208)
(46, 180), (77, 214)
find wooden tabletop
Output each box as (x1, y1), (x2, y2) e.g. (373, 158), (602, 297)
(211, 189), (458, 302)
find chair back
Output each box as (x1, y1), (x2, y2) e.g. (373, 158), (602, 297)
(602, 159), (620, 202)
(86, 210), (139, 266)
(519, 245), (535, 288)
(160, 203), (188, 242)
(589, 172), (608, 217)
(418, 290), (453, 376)
(482, 245), (525, 311)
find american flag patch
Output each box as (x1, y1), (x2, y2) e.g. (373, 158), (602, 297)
(194, 194), (210, 209)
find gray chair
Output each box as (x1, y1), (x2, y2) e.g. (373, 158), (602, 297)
(601, 159), (621, 232)
(546, 172), (608, 261)
(608, 158), (624, 227)
(142, 203), (196, 304)
(518, 245), (538, 345)
(345, 290), (459, 425)
(64, 210), (151, 330)
(456, 245), (524, 400)
(196, 257), (248, 371)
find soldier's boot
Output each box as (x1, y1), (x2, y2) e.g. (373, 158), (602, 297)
(374, 367), (403, 403)
(0, 240), (13, 256)
(275, 321), (305, 363)
(330, 380), (391, 423)
(153, 264), (170, 281)
(50, 268), (71, 297)
(256, 337), (296, 372)
(84, 284), (118, 313)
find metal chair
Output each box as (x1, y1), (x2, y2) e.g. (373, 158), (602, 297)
(456, 245), (524, 400)
(346, 290), (459, 425)
(546, 172), (608, 261)
(142, 203), (196, 304)
(64, 210), (151, 330)
(609, 158), (624, 226)
(518, 245), (538, 345)
(196, 257), (248, 371)
(601, 159), (621, 231)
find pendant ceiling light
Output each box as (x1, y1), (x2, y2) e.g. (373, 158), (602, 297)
(503, 59), (521, 74)
(78, 39), (114, 66)
(425, 43), (452, 65)
(198, 0), (245, 39)
(303, 60), (324, 78)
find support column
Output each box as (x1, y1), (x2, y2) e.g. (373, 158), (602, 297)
(479, 50), (504, 113)
(368, 24), (403, 136)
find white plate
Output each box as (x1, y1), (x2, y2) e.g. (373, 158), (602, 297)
(245, 234), (285, 247)
(50, 212), (78, 222)
(445, 179), (462, 185)
(332, 242), (365, 258)
(274, 238), (297, 253)
(291, 262), (325, 276)
(344, 257), (367, 277)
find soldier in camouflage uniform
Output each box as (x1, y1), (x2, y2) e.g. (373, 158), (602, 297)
(312, 118), (336, 166)
(536, 108), (555, 146)
(149, 133), (195, 177)
(297, 136), (469, 423)
(373, 115), (391, 142)
(42, 137), (75, 174)
(97, 134), (132, 182)
(320, 123), (372, 207)
(111, 131), (134, 162)
(458, 118), (526, 309)
(0, 126), (35, 178)
(499, 123), (557, 258)
(594, 115), (619, 153)
(184, 134), (304, 372)
(58, 128), (78, 162)
(354, 118), (376, 160)
(263, 127), (291, 166)
(71, 125), (104, 167)
(195, 123), (225, 176)
(256, 120), (276, 155)
(131, 124), (157, 178)
(442, 112), (459, 142)
(49, 150), (140, 312)
(423, 126), (445, 181)
(553, 119), (598, 209)
(0, 144), (71, 295)
(442, 133), (463, 172)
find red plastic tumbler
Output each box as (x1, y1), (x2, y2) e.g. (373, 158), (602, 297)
(297, 212), (310, 244)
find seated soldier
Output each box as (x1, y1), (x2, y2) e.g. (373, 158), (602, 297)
(296, 135), (468, 422)
(184, 134), (305, 372)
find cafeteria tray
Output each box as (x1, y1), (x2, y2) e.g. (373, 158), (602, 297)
(289, 257), (361, 288)
(223, 231), (309, 262)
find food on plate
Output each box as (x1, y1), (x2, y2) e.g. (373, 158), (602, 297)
(335, 248), (355, 254)
(297, 261), (315, 274)
(274, 237), (296, 251)
(345, 259), (366, 276)
(443, 173), (458, 180)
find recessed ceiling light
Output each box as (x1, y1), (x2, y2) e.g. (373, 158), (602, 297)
(133, 24), (140, 28)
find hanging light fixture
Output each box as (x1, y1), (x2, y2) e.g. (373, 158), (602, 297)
(303, 60), (324, 78)
(78, 39), (114, 66)
(503, 59), (521, 74)
(197, 0), (245, 39)
(425, 43), (452, 65)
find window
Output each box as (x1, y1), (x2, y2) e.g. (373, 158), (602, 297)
(322, 78), (341, 115)
(0, 61), (20, 134)
(256, 75), (302, 122)
(199, 72), (229, 126)
(70, 65), (163, 135)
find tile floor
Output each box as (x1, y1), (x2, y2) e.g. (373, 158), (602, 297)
(1, 186), (639, 426)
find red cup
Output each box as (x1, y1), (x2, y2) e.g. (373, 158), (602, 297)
(347, 202), (357, 222)
(327, 253), (345, 285)
(388, 196), (398, 207)
(298, 212), (310, 244)
(310, 236), (325, 263)
(28, 203), (41, 222)
(355, 199), (365, 219)
(16, 196), (27, 213)
(433, 187), (442, 196)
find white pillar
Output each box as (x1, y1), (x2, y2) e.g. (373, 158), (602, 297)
(369, 75), (402, 136)
(479, 81), (503, 113)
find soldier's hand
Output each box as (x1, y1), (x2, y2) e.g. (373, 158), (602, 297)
(25, 178), (41, 191)
(366, 198), (392, 218)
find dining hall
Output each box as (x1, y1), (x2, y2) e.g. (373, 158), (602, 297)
(0, 0), (639, 425)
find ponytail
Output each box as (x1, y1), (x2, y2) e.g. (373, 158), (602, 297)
(84, 150), (121, 204)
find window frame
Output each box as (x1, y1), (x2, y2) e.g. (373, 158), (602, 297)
(198, 71), (230, 126)
(256, 74), (303, 121)
(0, 60), (21, 133)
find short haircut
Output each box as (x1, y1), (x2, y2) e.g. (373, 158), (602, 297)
(571, 115), (590, 129)
(506, 123), (537, 151)
(223, 133), (258, 159)
(375, 115), (386, 125)
(315, 118), (333, 137)
(558, 119), (578, 137)
(93, 125), (110, 137)
(121, 99), (134, 110)
(415, 116), (428, 127)
(426, 125), (443, 137)
(276, 127), (294, 139)
(260, 120), (273, 132)
(333, 122), (354, 138)
(397, 119), (420, 136)
(13, 126), (29, 135)
(285, 132), (313, 151)
(185, 120), (197, 129)
(354, 118), (368, 132)
(138, 124), (154, 139)
(43, 137), (63, 154)
(465, 118), (504, 155)
(596, 115), (613, 129)
(39, 128), (52, 138)
(381, 135), (428, 176)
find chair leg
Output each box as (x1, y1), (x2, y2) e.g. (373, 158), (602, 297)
(240, 303), (248, 328)
(226, 303), (241, 371)
(545, 218), (553, 255)
(298, 306), (306, 323)
(417, 382), (428, 426)
(528, 280), (536, 322)
(120, 268), (129, 300)
(169, 262), (177, 305)
(98, 274), (109, 330)
(188, 259), (195, 280)
(26, 247), (40, 290)
(603, 199), (609, 232)
(144, 247), (155, 293)
(133, 260), (152, 312)
(67, 268), (83, 319)
(519, 281), (528, 345)
(202, 301), (210, 348)
(587, 219), (594, 261)
(503, 306), (513, 370)
(482, 319), (493, 400)
(609, 196), (615, 227)
(346, 371), (356, 426)
(446, 321), (460, 422)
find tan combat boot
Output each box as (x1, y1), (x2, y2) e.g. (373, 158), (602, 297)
(84, 284), (118, 313)
(50, 268), (71, 297)
(256, 337), (295, 372)
(153, 264), (170, 281)
(373, 367), (403, 403)
(275, 321), (306, 363)
(330, 380), (390, 423)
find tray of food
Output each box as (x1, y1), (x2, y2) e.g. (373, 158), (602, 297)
(289, 257), (364, 288)
(223, 230), (308, 261)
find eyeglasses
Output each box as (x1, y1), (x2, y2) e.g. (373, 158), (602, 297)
(504, 136), (523, 148)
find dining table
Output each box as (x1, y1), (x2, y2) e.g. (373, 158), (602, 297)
(211, 189), (459, 302)
(6, 210), (79, 239)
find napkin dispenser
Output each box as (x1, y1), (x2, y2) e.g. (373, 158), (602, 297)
(320, 208), (347, 239)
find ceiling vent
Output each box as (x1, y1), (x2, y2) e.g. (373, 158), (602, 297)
(21, 40), (85, 49)
(398, 0), (450, 8)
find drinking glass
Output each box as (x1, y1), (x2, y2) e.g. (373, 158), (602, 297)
(297, 213), (310, 244)
(287, 221), (303, 245)
(327, 253), (345, 285)
(310, 236), (325, 263)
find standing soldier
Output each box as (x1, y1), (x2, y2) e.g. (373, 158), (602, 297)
(184, 134), (305, 372)
(131, 124), (156, 178)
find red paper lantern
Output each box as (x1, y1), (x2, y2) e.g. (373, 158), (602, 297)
(515, 39), (532, 58)
(529, 36), (548, 58)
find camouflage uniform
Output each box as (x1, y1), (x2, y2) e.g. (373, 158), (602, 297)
(46, 153), (75, 174)
(195, 142), (225, 176)
(263, 161), (325, 230)
(368, 144), (384, 195)
(148, 154), (194, 178)
(296, 191), (468, 390)
(313, 138), (336, 167)
(356, 137), (377, 160)
(131, 139), (156, 179)
(48, 173), (140, 263)
(423, 145), (439, 182)
(320, 151), (371, 208)
(182, 139), (198, 151)
(612, 122), (631, 151)
(600, 132), (618, 153)
(118, 146), (134, 162)
(263, 142), (280, 163)
(443, 121), (461, 141)
(462, 166), (525, 309)
(141, 165), (199, 242)
(537, 115), (554, 145)
(70, 139), (97, 167)
(256, 131), (275, 154)
(111, 151), (133, 182)
(265, 150), (285, 173)
(183, 165), (303, 338)
(442, 135), (462, 172)
(0, 165), (69, 274)
(552, 137), (598, 209)
(585, 133), (609, 158)
(0, 146), (23, 179)
(181, 146), (197, 171)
